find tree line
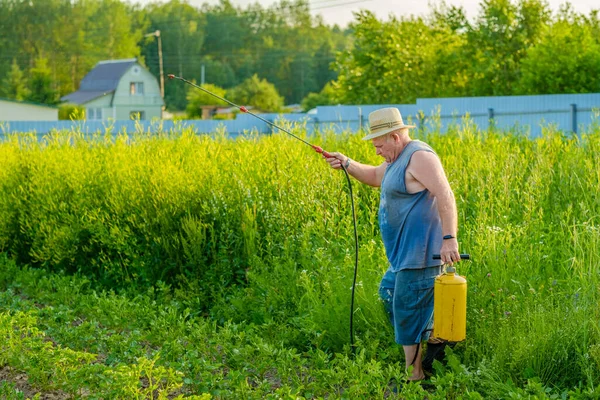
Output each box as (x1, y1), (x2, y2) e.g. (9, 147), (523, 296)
(0, 0), (347, 112)
(0, 0), (598, 115)
(327, 0), (600, 106)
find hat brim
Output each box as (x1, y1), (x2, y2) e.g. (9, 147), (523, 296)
(362, 124), (416, 141)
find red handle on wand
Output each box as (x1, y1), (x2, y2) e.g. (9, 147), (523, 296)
(312, 145), (332, 158)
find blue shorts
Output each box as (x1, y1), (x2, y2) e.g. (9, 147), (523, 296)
(378, 265), (442, 345)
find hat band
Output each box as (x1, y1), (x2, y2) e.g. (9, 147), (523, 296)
(370, 120), (403, 131)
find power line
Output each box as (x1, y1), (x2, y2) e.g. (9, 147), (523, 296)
(310, 0), (359, 5)
(312, 0), (371, 11)
(0, 48), (343, 61)
(0, 0), (361, 37)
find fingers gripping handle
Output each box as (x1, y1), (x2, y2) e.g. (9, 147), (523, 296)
(312, 145), (332, 159)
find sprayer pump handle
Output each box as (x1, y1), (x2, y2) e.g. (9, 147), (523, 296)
(433, 254), (470, 260)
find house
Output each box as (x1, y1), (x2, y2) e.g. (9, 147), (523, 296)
(61, 59), (163, 120)
(0, 98), (58, 121)
(284, 104), (304, 113)
(199, 105), (230, 119)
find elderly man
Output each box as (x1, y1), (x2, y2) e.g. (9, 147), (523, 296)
(324, 107), (461, 381)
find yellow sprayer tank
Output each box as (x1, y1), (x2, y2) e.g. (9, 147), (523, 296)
(433, 266), (467, 342)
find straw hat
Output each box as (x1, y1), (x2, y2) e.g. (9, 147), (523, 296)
(363, 107), (415, 140)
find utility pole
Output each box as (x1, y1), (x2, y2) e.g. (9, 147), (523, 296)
(145, 30), (164, 112)
(157, 30), (164, 101)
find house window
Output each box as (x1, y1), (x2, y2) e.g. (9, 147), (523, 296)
(130, 82), (144, 95)
(130, 111), (146, 120)
(87, 108), (102, 120)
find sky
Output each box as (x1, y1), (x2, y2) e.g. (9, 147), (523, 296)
(170, 0), (599, 27)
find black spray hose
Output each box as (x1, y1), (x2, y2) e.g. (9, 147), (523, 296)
(168, 74), (360, 353)
(342, 164), (359, 353)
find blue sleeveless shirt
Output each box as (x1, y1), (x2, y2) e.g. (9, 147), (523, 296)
(379, 140), (443, 272)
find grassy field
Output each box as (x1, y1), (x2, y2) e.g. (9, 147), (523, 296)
(0, 119), (599, 398)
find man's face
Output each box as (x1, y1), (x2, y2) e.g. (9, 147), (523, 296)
(372, 134), (395, 163)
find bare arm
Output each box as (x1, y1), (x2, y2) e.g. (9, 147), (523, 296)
(323, 152), (387, 187)
(408, 151), (460, 264)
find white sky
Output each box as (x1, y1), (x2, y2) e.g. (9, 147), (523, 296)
(163, 0), (599, 27)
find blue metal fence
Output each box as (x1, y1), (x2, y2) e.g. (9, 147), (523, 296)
(2, 93), (599, 139)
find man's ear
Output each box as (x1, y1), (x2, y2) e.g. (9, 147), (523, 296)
(390, 132), (400, 143)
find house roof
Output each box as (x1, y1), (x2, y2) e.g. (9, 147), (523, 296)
(62, 90), (113, 104)
(0, 97), (58, 109)
(61, 58), (138, 105)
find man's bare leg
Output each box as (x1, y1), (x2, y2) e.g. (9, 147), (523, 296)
(403, 344), (425, 381)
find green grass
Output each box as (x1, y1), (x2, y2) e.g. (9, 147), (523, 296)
(2, 255), (595, 399)
(0, 118), (599, 397)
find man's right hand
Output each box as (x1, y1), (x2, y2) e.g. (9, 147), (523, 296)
(323, 152), (348, 170)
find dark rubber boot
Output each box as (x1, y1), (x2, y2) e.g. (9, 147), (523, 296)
(422, 341), (456, 373)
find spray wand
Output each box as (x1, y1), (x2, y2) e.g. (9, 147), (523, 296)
(168, 74), (360, 352)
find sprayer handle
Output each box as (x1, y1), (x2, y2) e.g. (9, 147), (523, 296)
(433, 254), (470, 260)
(312, 145), (333, 158)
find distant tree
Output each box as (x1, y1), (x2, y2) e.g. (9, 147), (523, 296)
(186, 83), (228, 119)
(465, 0), (551, 96)
(332, 1), (556, 103)
(301, 82), (339, 111)
(517, 13), (600, 94)
(333, 11), (470, 104)
(314, 38), (340, 90)
(27, 57), (58, 105)
(199, 58), (237, 89)
(289, 50), (318, 104)
(227, 74), (284, 112)
(200, 0), (347, 105)
(143, 0), (205, 111)
(1, 60), (30, 101)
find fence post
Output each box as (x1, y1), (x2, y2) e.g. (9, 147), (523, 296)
(418, 112), (425, 134)
(488, 108), (495, 130)
(570, 104), (577, 134)
(358, 107), (363, 132)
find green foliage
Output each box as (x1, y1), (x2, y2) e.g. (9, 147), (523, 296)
(0, 308), (199, 398)
(332, 0), (599, 102)
(1, 60), (30, 101)
(58, 104), (85, 120)
(0, 0), (345, 111)
(185, 83), (228, 119)
(4, 0), (600, 113)
(140, 0), (347, 109)
(0, 0), (145, 103)
(26, 57), (58, 105)
(0, 119), (599, 398)
(0, 210), (598, 399)
(227, 74), (284, 112)
(300, 82), (339, 111)
(334, 11), (471, 104)
(195, 58), (236, 89)
(517, 12), (600, 94)
(142, 0), (206, 111)
(464, 0), (551, 96)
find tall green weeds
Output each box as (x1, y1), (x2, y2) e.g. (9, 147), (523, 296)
(0, 120), (599, 393)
